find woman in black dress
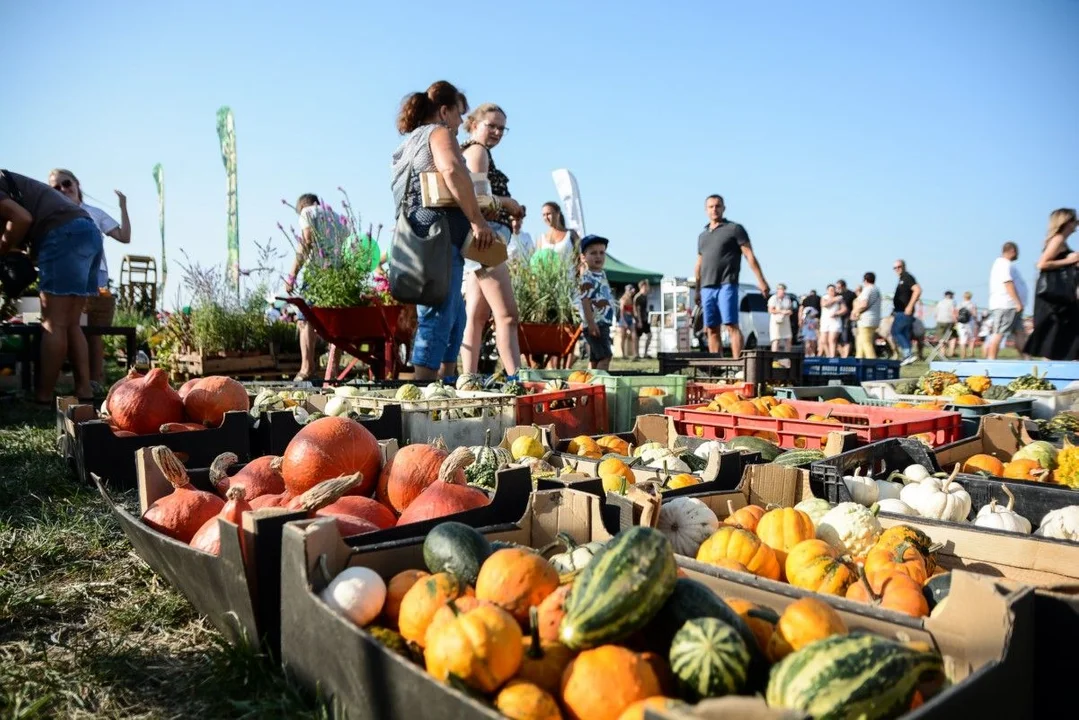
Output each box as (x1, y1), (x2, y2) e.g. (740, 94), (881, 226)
(1024, 208), (1079, 360)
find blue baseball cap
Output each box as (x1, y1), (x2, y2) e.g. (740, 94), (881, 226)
(579, 235), (609, 252)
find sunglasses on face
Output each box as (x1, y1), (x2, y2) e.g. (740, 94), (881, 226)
(52, 179), (74, 190)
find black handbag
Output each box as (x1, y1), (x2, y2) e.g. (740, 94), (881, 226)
(0, 170), (39, 299)
(1035, 265), (1078, 305)
(388, 145), (452, 307)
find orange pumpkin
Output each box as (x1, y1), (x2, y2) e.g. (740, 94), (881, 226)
(383, 569), (429, 628)
(724, 501), (766, 532)
(769, 403), (799, 420)
(695, 527), (781, 581)
(424, 596), (489, 645)
(536, 584), (572, 643)
(106, 368), (184, 434)
(961, 453), (1005, 477)
(596, 435), (631, 456)
(784, 539), (855, 595)
(211, 453), (285, 500)
(317, 495), (398, 530)
(665, 473), (700, 490)
(181, 375), (249, 427)
(725, 598), (779, 654)
(1002, 459), (1047, 482)
(396, 448), (490, 525)
(716, 391), (743, 408)
(846, 570), (929, 618)
(864, 541), (928, 586)
(496, 681), (564, 720)
(616, 697), (683, 720)
(825, 397), (853, 405)
(567, 371), (593, 384)
(567, 435), (603, 456)
(756, 396), (779, 410)
(517, 607), (575, 696)
(729, 400), (762, 416)
(476, 549), (560, 625)
(755, 507), (815, 573)
(376, 443), (448, 513)
(750, 398), (772, 415)
(767, 596), (848, 661)
(397, 572), (473, 647)
(561, 645), (661, 720)
(638, 387), (667, 397)
(282, 416), (381, 497)
(875, 525), (937, 571)
(425, 602), (523, 693)
(598, 457), (637, 494)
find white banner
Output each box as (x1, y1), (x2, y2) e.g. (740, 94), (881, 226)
(551, 169), (586, 237)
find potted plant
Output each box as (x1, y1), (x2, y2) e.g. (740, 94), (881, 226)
(510, 251), (581, 356)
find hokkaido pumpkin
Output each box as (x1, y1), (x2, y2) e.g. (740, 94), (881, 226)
(476, 548), (560, 625)
(159, 422), (207, 433)
(250, 473), (379, 537)
(177, 377), (199, 400)
(397, 448), (489, 525)
(846, 569), (929, 618)
(561, 645), (661, 720)
(107, 369), (184, 435)
(377, 443), (449, 513)
(496, 681), (564, 720)
(724, 598), (780, 655)
(754, 507), (815, 572)
(105, 368), (143, 407)
(784, 539), (855, 596)
(210, 453), (285, 500)
(383, 569), (429, 628)
(516, 606), (575, 696)
(723, 501), (765, 532)
(767, 596), (848, 661)
(864, 541), (928, 585)
(317, 495), (397, 530)
(188, 485), (252, 556)
(695, 527), (781, 581)
(281, 416), (381, 497)
(398, 572), (473, 647)
(181, 375), (249, 427)
(536, 584), (572, 643)
(962, 454), (1005, 477)
(424, 601), (523, 693)
(142, 446), (225, 543)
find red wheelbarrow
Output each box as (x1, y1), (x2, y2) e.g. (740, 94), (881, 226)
(280, 298), (412, 381)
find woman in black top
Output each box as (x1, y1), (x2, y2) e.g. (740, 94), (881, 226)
(1024, 208), (1079, 360)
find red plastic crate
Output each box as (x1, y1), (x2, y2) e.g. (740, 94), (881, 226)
(665, 398), (961, 449)
(686, 381), (756, 404)
(516, 382), (609, 438)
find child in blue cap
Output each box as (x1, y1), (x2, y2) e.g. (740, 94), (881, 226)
(576, 235), (614, 369)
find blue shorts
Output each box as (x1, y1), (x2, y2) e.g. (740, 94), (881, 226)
(700, 284), (739, 328)
(411, 247), (466, 370)
(37, 217), (103, 297)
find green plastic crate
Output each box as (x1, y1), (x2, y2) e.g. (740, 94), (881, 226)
(595, 374), (687, 432)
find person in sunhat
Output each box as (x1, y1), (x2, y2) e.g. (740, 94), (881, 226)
(576, 235), (614, 369)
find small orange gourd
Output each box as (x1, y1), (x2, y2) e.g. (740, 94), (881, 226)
(846, 569), (929, 618)
(724, 598), (780, 655)
(382, 569), (429, 628)
(516, 607), (575, 696)
(424, 601), (523, 693)
(475, 548), (560, 625)
(397, 572), (473, 647)
(723, 501), (766, 532)
(536, 584), (572, 643)
(767, 596), (848, 662)
(561, 645), (661, 720)
(864, 541), (928, 586)
(784, 539), (856, 596)
(754, 507), (815, 572)
(496, 681), (564, 720)
(616, 697), (684, 720)
(695, 526), (781, 581)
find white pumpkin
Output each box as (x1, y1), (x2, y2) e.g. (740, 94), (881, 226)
(633, 442), (666, 458)
(899, 465), (971, 522)
(334, 385), (365, 398)
(647, 456), (692, 473)
(842, 467), (878, 506)
(974, 485), (1032, 534)
(693, 441), (725, 460)
(816, 502), (883, 558)
(323, 396), (351, 417)
(875, 480), (903, 501)
(794, 498), (832, 527)
(874, 498), (919, 516)
(890, 463), (932, 485)
(319, 566), (386, 627)
(658, 497), (720, 556)
(1034, 506), (1079, 541)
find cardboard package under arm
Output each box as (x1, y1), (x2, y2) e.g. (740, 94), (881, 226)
(95, 442), (533, 658)
(278, 489), (1033, 720)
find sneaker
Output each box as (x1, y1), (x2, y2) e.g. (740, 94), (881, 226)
(900, 354), (918, 367)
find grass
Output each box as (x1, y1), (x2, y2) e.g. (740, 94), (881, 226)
(0, 400), (325, 719)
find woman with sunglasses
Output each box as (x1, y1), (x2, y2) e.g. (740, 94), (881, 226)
(0, 170), (102, 403)
(48, 170), (130, 391)
(458, 103), (526, 378)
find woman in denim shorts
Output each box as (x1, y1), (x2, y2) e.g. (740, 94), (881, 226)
(391, 81), (497, 380)
(0, 171), (103, 402)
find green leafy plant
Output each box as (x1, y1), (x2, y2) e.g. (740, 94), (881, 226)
(509, 253), (580, 325)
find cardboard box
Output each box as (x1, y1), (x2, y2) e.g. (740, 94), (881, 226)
(279, 497), (1033, 720)
(460, 233), (508, 267)
(95, 443), (533, 658)
(933, 413), (1040, 468)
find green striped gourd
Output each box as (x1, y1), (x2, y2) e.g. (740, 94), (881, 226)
(669, 617), (750, 701)
(727, 436), (783, 462)
(766, 632), (944, 720)
(558, 526), (677, 649)
(678, 450), (709, 473)
(773, 449), (826, 468)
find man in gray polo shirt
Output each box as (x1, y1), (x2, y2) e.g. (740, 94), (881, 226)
(694, 194), (770, 358)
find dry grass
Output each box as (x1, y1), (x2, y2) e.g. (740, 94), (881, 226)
(0, 402), (325, 719)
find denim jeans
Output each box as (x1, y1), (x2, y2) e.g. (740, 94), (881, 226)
(411, 247), (466, 370)
(37, 217), (103, 297)
(891, 312), (914, 357)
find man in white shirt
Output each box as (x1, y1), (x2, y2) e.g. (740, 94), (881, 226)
(985, 242), (1029, 360)
(933, 291), (957, 358)
(767, 284), (794, 351)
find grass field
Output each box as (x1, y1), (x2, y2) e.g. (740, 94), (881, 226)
(0, 348), (1019, 717)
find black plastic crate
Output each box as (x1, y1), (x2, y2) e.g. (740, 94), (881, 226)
(810, 437), (1079, 526)
(658, 349), (803, 390)
(251, 403), (403, 456)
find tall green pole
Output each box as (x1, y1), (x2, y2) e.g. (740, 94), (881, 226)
(216, 106), (239, 295)
(152, 163), (166, 308)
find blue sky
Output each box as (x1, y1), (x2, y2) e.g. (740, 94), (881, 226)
(7, 1), (1078, 309)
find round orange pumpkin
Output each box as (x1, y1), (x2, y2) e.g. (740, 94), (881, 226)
(784, 539), (855, 596)
(396, 448), (490, 525)
(181, 375), (249, 427)
(516, 606), (575, 696)
(695, 527), (781, 581)
(177, 377), (199, 400)
(382, 569), (429, 628)
(767, 596), (848, 661)
(729, 400), (761, 416)
(425, 602), (523, 694)
(476, 549), (560, 625)
(755, 507), (815, 573)
(1002, 459), (1047, 482)
(211, 453), (285, 500)
(423, 596), (490, 646)
(769, 403), (799, 419)
(864, 540), (928, 586)
(397, 572), (473, 647)
(875, 525), (937, 571)
(724, 501), (766, 532)
(496, 680), (564, 720)
(106, 368), (184, 434)
(536, 584), (572, 643)
(317, 495), (397, 530)
(961, 453), (1005, 477)
(846, 570), (929, 618)
(561, 645), (661, 720)
(376, 443), (449, 513)
(281, 416), (381, 497)
(724, 598), (779, 655)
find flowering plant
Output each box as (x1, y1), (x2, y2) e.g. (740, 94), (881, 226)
(279, 188), (391, 308)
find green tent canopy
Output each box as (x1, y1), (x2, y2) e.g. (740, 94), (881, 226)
(603, 253), (663, 288)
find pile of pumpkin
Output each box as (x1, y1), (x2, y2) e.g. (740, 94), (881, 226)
(102, 369), (252, 435)
(656, 494), (956, 619)
(139, 416), (514, 551)
(961, 440), (1079, 489)
(318, 521), (948, 720)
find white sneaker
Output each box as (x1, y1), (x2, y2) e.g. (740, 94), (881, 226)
(900, 354), (918, 367)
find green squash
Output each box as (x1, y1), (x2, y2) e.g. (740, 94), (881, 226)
(546, 532), (606, 575)
(394, 383), (423, 401)
(500, 380), (528, 397)
(922, 573), (951, 611)
(679, 450), (709, 473)
(465, 429), (511, 489)
(727, 436), (783, 462)
(558, 526), (677, 649)
(669, 617), (751, 701)
(422, 522), (491, 586)
(772, 449), (826, 468)
(766, 632), (944, 720)
(455, 373), (486, 392)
